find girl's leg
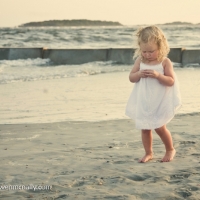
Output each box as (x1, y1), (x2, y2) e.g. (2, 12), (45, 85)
(139, 129), (153, 163)
(154, 125), (176, 162)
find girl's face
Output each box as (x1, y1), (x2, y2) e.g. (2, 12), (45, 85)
(140, 42), (159, 62)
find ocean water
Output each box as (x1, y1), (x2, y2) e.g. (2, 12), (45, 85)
(1, 25), (200, 48)
(0, 25), (200, 124)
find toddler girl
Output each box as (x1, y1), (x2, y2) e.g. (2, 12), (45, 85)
(126, 25), (181, 163)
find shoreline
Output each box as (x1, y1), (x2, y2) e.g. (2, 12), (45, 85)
(1, 68), (200, 125)
(1, 114), (200, 199)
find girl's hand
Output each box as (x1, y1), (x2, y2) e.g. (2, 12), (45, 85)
(144, 69), (159, 78)
(138, 70), (148, 78)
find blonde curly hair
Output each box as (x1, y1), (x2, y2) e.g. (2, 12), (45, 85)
(133, 25), (170, 62)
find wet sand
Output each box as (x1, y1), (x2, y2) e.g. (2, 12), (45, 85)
(0, 113), (200, 199)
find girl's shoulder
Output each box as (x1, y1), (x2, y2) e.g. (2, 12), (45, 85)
(162, 57), (172, 68)
(133, 56), (142, 67)
(135, 56), (142, 63)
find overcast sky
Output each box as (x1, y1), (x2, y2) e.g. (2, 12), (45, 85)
(0, 0), (200, 27)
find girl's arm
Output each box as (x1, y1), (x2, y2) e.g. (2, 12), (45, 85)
(144, 58), (175, 86)
(129, 57), (147, 83)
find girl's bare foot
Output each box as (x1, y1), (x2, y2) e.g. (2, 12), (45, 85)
(161, 149), (176, 162)
(139, 153), (153, 163)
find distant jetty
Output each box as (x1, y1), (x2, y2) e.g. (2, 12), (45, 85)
(19, 19), (123, 27)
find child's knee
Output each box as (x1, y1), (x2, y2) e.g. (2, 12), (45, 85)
(155, 125), (167, 134)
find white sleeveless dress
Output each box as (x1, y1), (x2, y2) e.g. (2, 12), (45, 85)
(125, 61), (181, 129)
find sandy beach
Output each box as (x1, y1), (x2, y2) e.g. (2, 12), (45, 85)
(1, 24), (200, 200)
(0, 113), (200, 199)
